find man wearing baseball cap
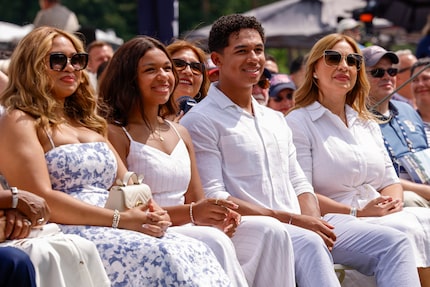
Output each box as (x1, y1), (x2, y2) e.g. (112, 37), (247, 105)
(337, 18), (364, 49)
(363, 45), (430, 209)
(267, 73), (296, 115)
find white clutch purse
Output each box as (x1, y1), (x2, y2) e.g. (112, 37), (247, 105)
(105, 171), (152, 211)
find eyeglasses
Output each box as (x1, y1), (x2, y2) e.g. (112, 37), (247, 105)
(49, 52), (88, 72)
(273, 93), (293, 102)
(257, 78), (270, 89)
(367, 68), (398, 78)
(323, 50), (363, 70)
(397, 66), (412, 74)
(173, 59), (205, 75)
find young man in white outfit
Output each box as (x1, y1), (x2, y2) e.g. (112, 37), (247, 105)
(181, 15), (420, 287)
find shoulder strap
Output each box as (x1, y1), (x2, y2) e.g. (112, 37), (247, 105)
(121, 126), (133, 142)
(43, 128), (56, 149)
(165, 120), (182, 140)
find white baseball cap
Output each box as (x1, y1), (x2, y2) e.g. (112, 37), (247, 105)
(337, 18), (362, 33)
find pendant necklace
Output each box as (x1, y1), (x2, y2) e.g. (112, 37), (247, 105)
(153, 126), (164, 141)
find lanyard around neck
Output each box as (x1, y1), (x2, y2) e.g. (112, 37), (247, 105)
(382, 113), (416, 163)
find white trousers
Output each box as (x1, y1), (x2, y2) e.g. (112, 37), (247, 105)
(172, 215), (295, 287)
(326, 213), (420, 287)
(362, 206), (430, 267)
(2, 224), (110, 287)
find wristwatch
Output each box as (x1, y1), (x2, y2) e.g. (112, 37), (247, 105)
(10, 187), (18, 209)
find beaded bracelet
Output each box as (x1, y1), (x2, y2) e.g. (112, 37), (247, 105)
(189, 202), (196, 224)
(112, 209), (120, 228)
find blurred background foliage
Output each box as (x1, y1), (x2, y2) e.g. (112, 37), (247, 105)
(0, 0), (275, 41)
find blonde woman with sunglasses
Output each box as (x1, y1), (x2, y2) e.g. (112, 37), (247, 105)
(287, 33), (430, 286)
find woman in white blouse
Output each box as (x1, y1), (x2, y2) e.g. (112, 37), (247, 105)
(286, 33), (430, 286)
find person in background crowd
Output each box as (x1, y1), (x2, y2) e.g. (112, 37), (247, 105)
(289, 54), (307, 90)
(286, 33), (425, 287)
(251, 68), (271, 105)
(265, 54), (279, 73)
(416, 15), (430, 59)
(337, 18), (364, 49)
(392, 49), (417, 109)
(267, 73), (296, 115)
(86, 41), (114, 92)
(412, 57), (430, 145)
(33, 0), (80, 33)
(165, 39), (209, 119)
(0, 26), (233, 286)
(364, 45), (430, 209)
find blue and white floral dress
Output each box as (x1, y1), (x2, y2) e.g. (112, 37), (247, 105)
(45, 141), (231, 287)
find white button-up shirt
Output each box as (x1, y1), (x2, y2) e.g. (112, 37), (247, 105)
(286, 102), (399, 207)
(181, 84), (314, 214)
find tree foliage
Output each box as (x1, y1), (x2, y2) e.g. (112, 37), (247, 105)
(0, 0), (276, 41)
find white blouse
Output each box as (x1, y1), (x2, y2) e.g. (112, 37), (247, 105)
(286, 102), (399, 207)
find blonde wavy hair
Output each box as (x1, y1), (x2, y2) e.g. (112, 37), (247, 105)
(0, 26), (107, 135)
(291, 33), (373, 120)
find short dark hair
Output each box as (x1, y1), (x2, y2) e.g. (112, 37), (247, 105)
(208, 14), (265, 53)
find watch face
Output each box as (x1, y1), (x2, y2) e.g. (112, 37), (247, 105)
(0, 174), (9, 190)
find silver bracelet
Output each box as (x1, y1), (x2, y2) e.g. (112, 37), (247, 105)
(349, 207), (357, 217)
(10, 187), (18, 209)
(112, 209), (120, 228)
(189, 202), (196, 224)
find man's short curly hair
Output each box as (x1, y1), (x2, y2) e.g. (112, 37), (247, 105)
(208, 14), (265, 53)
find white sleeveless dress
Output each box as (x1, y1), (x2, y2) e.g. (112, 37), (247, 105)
(123, 122), (296, 287)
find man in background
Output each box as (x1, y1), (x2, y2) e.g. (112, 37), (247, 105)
(33, 0), (80, 33)
(86, 41), (114, 91)
(337, 18), (364, 49)
(392, 49), (417, 109)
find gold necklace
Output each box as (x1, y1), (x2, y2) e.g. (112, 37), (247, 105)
(153, 127), (164, 141)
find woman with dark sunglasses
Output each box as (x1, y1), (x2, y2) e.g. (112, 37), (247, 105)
(286, 34), (426, 286)
(0, 27), (235, 286)
(164, 40), (209, 120)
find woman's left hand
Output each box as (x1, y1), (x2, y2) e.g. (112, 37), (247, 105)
(4, 209), (32, 240)
(217, 208), (241, 237)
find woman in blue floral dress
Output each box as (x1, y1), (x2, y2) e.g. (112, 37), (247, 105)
(0, 27), (232, 287)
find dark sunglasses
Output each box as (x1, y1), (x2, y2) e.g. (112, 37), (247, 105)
(273, 93), (294, 102)
(368, 68), (398, 78)
(49, 52), (88, 72)
(323, 50), (363, 70)
(173, 59), (205, 75)
(397, 66), (412, 74)
(257, 78), (270, 89)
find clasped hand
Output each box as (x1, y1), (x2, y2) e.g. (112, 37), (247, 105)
(192, 198), (241, 237)
(122, 199), (171, 238)
(359, 196), (402, 217)
(291, 214), (337, 251)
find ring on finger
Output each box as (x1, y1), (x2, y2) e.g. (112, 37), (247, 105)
(23, 219), (32, 226)
(37, 218), (45, 225)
